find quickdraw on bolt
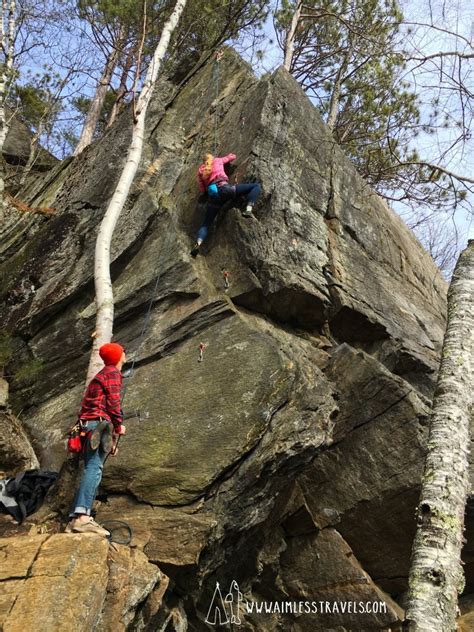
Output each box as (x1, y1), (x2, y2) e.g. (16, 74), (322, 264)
(223, 270), (230, 290)
(198, 342), (205, 363)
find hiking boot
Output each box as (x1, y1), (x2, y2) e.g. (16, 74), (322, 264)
(190, 242), (201, 257)
(242, 204), (254, 218)
(64, 519), (76, 533)
(72, 518), (110, 538)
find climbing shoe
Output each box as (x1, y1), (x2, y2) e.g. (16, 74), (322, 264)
(72, 518), (110, 538)
(242, 204), (254, 218)
(190, 243), (201, 257)
(89, 421), (109, 451)
(101, 428), (114, 453)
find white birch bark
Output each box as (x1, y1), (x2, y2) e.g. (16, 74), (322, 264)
(0, 0), (16, 222)
(283, 0), (303, 72)
(405, 239), (474, 631)
(86, 0), (188, 384)
(0, 5), (6, 219)
(73, 30), (124, 156)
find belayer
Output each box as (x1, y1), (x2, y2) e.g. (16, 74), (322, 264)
(65, 342), (126, 537)
(191, 152), (261, 256)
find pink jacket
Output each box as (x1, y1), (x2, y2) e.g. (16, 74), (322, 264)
(197, 153), (236, 192)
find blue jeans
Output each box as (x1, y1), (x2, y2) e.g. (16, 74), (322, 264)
(71, 421), (107, 516)
(197, 183), (261, 242)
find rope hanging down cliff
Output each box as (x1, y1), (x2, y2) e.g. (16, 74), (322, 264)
(212, 50), (223, 155)
(122, 50), (224, 382)
(113, 50), (226, 425)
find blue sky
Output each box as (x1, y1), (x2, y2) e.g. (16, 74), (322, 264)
(16, 1), (472, 255)
(236, 0), (473, 251)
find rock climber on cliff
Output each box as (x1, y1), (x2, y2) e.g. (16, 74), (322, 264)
(190, 152), (261, 257)
(65, 343), (126, 537)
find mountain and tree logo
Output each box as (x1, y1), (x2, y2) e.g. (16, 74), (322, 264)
(205, 580), (243, 626)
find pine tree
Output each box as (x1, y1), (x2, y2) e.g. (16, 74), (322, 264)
(275, 0), (449, 212)
(73, 0), (145, 154)
(73, 1), (267, 154)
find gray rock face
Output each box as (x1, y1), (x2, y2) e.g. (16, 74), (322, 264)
(0, 410), (39, 474)
(0, 49), (450, 630)
(0, 378), (8, 408)
(299, 344), (430, 595)
(2, 113), (57, 170)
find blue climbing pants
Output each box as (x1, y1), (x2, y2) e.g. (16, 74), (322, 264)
(197, 182), (261, 242)
(71, 421), (107, 516)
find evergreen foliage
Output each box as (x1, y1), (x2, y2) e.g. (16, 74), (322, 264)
(275, 0), (463, 213)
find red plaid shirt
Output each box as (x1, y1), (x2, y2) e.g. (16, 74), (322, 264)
(79, 365), (123, 431)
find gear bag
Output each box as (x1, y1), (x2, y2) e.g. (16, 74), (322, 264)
(0, 470), (58, 523)
(67, 422), (89, 453)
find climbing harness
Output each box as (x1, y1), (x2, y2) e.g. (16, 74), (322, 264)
(198, 342), (205, 363)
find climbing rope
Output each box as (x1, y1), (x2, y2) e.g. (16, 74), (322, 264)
(104, 264), (165, 466)
(121, 268), (165, 403)
(212, 50), (223, 155)
(101, 519), (133, 545)
(211, 51), (236, 294)
(87, 53), (230, 544)
(119, 50), (228, 395)
(105, 209), (180, 466)
(117, 50), (226, 421)
(99, 214), (181, 548)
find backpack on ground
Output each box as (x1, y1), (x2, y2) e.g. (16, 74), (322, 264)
(0, 470), (58, 523)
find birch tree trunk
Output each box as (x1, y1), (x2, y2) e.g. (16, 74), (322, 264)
(283, 0), (302, 72)
(405, 239), (474, 631)
(0, 0), (16, 222)
(73, 31), (124, 156)
(86, 0), (188, 384)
